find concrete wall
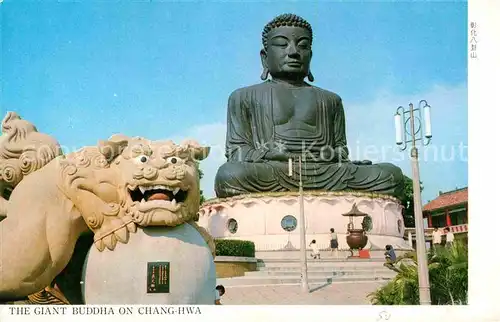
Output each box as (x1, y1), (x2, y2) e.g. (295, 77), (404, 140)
(215, 256), (257, 278)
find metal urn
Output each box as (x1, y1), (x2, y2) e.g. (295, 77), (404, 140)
(342, 203), (369, 253)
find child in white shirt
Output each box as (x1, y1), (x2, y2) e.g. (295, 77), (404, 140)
(310, 239), (320, 259)
(214, 285), (225, 305)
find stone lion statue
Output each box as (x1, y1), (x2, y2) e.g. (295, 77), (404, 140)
(0, 112), (214, 303)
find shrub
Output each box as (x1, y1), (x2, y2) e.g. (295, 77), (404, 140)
(214, 239), (255, 258)
(368, 241), (468, 305)
(362, 215), (373, 232)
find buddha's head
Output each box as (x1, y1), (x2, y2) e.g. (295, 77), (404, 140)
(260, 13), (314, 82)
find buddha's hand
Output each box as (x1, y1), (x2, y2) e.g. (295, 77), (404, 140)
(263, 150), (293, 161)
(352, 160), (373, 165)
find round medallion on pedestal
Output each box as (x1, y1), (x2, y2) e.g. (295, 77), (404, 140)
(281, 215), (297, 232)
(227, 218), (238, 234)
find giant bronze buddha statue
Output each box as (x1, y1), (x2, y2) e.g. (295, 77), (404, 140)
(214, 13), (404, 199)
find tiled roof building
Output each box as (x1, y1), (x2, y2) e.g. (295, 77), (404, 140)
(423, 187), (468, 233)
(405, 187), (468, 249)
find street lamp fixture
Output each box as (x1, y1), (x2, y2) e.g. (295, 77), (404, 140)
(395, 100), (432, 149)
(394, 100), (432, 305)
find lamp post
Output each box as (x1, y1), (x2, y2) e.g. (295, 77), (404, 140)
(289, 154), (309, 293)
(394, 100), (432, 305)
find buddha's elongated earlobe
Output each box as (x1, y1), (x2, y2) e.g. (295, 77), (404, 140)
(307, 70), (314, 82)
(260, 67), (269, 80)
(260, 49), (269, 81)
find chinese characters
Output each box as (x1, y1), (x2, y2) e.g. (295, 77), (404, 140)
(470, 22), (477, 59)
(147, 262), (170, 293)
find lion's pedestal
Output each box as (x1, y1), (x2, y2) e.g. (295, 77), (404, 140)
(82, 224), (215, 304)
(198, 191), (410, 252)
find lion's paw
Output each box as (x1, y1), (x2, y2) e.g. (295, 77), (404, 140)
(92, 216), (137, 252)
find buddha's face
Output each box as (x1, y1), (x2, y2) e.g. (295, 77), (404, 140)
(261, 26), (312, 80)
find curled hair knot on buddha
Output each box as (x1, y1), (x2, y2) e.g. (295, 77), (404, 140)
(261, 13), (313, 51)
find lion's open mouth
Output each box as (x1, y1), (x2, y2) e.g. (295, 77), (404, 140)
(128, 185), (188, 206)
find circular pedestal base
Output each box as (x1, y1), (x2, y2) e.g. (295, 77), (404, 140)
(82, 224), (216, 304)
(198, 192), (410, 251)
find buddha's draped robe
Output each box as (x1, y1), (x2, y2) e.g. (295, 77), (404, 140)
(214, 81), (404, 199)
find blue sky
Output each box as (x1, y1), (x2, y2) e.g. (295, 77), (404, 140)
(0, 1), (467, 203)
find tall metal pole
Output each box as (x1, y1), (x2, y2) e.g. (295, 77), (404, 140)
(298, 154), (309, 293)
(409, 103), (431, 305)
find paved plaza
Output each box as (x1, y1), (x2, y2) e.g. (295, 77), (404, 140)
(219, 281), (387, 305)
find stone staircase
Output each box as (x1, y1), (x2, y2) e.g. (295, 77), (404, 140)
(217, 252), (397, 287)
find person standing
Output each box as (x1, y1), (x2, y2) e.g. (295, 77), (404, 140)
(432, 227), (442, 249)
(444, 227), (455, 247)
(329, 228), (339, 258)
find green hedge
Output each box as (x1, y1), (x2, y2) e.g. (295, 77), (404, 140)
(214, 239), (255, 258)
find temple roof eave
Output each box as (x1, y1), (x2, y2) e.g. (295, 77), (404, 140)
(424, 201), (468, 214)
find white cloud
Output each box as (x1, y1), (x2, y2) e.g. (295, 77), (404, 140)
(179, 83), (467, 202)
